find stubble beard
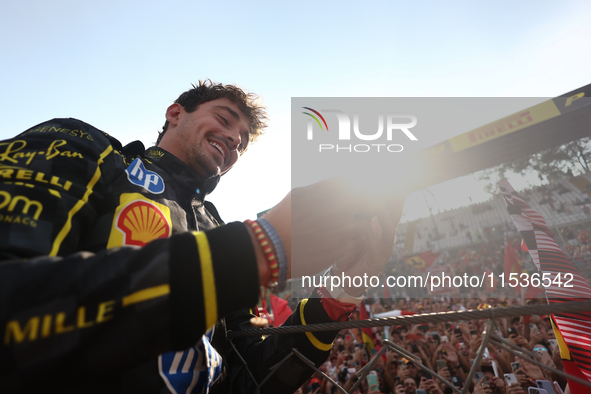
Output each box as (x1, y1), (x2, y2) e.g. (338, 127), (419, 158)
(188, 143), (221, 180)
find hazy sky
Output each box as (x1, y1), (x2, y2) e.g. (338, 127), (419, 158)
(2, 0), (591, 222)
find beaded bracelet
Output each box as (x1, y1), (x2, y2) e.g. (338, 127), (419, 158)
(258, 218), (287, 292)
(244, 219), (279, 289)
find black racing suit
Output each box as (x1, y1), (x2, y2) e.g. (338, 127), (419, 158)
(0, 118), (339, 393)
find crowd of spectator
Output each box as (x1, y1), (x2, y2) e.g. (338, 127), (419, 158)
(386, 225), (591, 301)
(295, 297), (564, 394)
(285, 222), (591, 393)
(561, 225), (591, 264)
(283, 181), (591, 393)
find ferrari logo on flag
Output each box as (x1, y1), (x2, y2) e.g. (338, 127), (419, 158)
(405, 251), (440, 272)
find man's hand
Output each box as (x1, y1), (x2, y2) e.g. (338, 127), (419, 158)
(514, 369), (529, 386)
(528, 331), (543, 348)
(481, 357), (493, 367)
(332, 211), (399, 296)
(506, 383), (525, 394)
(352, 347), (366, 364)
(522, 362), (546, 381)
(398, 365), (409, 380)
(490, 376), (507, 394)
(509, 334), (529, 349)
(420, 377), (442, 394)
(458, 322), (470, 341)
(437, 366), (451, 382)
(336, 350), (350, 367)
(417, 345), (430, 363)
(473, 377), (492, 394)
(539, 326), (549, 343)
(516, 336), (529, 349)
(418, 377), (430, 390)
(426, 379), (444, 394)
(508, 334), (519, 346)
(283, 177), (405, 278)
(442, 348), (459, 367)
(537, 350), (556, 370)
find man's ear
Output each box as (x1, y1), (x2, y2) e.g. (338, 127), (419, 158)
(165, 103), (183, 127)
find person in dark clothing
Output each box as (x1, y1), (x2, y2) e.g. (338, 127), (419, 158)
(0, 80), (403, 393)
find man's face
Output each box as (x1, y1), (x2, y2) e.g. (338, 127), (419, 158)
(403, 377), (416, 394)
(484, 371), (495, 388)
(388, 360), (398, 376)
(547, 327), (556, 339)
(427, 336), (438, 352)
(458, 343), (469, 357)
(513, 319), (524, 335)
(168, 98), (250, 179)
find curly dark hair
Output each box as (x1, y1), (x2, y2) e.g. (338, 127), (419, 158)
(156, 79), (268, 149)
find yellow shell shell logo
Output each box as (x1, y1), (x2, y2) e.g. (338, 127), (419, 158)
(116, 200), (171, 246)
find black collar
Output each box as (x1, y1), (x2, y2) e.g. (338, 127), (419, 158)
(143, 146), (220, 199)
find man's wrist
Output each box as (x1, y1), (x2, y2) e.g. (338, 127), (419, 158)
(262, 192), (291, 277)
(316, 287), (357, 321)
(324, 264), (367, 304)
(244, 223), (268, 287)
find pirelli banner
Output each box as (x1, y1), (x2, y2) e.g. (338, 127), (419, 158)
(413, 84), (591, 189)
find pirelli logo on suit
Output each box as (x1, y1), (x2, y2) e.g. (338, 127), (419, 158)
(0, 166), (72, 192)
(0, 166), (80, 228)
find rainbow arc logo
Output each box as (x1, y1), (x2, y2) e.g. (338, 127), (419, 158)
(300, 104), (418, 152)
(302, 107), (329, 132)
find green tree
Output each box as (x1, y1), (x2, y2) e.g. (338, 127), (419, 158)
(478, 137), (591, 193)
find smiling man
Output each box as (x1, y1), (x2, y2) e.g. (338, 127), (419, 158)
(157, 88), (258, 178)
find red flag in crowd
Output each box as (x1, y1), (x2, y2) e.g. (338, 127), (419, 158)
(373, 310), (416, 318)
(504, 236), (522, 295)
(270, 294), (292, 327)
(501, 178), (591, 392)
(405, 251), (440, 272)
(506, 238), (544, 298)
(521, 238), (529, 252)
(358, 300), (376, 351)
(523, 283), (544, 298)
